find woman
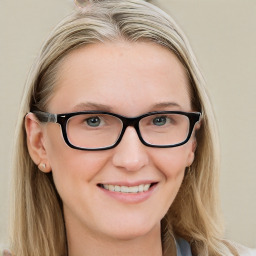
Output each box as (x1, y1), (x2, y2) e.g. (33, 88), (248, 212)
(8, 0), (252, 255)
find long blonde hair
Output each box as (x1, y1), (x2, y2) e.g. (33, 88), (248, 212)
(10, 0), (237, 255)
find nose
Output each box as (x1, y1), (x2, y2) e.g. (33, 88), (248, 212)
(112, 126), (149, 172)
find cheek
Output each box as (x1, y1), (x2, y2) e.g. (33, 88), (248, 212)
(152, 143), (193, 177)
(43, 125), (109, 191)
(151, 145), (193, 205)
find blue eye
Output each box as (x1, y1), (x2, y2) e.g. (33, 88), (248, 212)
(86, 116), (101, 127)
(152, 116), (167, 126)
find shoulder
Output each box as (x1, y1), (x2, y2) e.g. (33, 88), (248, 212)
(236, 246), (256, 256)
(175, 238), (256, 256)
(1, 249), (12, 256)
(228, 241), (256, 256)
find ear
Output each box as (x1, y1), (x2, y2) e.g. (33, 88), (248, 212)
(186, 122), (200, 167)
(186, 137), (197, 167)
(25, 113), (51, 173)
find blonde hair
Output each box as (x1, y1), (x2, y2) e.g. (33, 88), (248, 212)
(10, 0), (237, 255)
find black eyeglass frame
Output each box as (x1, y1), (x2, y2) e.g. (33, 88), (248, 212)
(32, 110), (201, 151)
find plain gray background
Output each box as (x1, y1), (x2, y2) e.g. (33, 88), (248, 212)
(0, 0), (255, 249)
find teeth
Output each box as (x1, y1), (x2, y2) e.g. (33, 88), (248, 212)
(102, 183), (152, 193)
(115, 185), (121, 192)
(121, 186), (128, 193)
(144, 184), (150, 191)
(138, 184), (144, 192)
(109, 185), (115, 192)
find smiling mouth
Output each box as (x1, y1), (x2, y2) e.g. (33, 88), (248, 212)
(98, 183), (157, 193)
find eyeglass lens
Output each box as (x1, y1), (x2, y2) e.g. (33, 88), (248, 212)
(66, 113), (190, 149)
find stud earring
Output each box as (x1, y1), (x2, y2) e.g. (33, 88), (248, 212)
(74, 0), (88, 8)
(38, 163), (46, 171)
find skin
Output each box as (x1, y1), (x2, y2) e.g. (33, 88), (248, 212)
(26, 41), (197, 256)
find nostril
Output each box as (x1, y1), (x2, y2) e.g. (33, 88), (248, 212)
(112, 155), (149, 172)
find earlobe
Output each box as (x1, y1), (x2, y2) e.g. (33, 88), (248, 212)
(186, 122), (200, 167)
(25, 113), (51, 173)
(192, 138), (197, 153)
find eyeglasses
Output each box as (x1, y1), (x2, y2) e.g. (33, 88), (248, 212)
(32, 110), (201, 151)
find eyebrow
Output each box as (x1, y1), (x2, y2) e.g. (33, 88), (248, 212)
(71, 101), (182, 113)
(71, 102), (113, 112)
(151, 102), (182, 109)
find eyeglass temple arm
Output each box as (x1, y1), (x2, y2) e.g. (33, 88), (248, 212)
(32, 111), (57, 123)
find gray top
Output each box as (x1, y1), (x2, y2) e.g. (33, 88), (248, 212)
(176, 237), (256, 256)
(176, 237), (192, 256)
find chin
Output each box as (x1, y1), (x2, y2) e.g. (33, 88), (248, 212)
(98, 218), (160, 241)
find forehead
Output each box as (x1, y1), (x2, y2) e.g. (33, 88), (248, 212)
(50, 41), (191, 114)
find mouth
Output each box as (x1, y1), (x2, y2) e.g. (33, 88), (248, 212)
(97, 183), (157, 193)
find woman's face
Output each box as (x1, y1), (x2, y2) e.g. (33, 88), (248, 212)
(33, 42), (196, 241)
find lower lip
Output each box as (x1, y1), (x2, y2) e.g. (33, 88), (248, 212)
(98, 184), (158, 204)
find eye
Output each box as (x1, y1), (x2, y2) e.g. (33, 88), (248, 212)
(152, 116), (169, 126)
(86, 116), (102, 127)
